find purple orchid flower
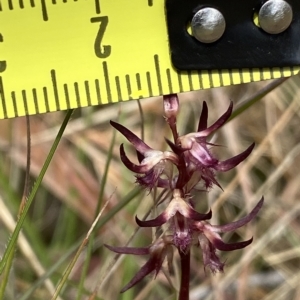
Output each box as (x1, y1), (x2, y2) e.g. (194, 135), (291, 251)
(109, 96), (264, 297)
(135, 189), (211, 227)
(170, 101), (255, 189)
(105, 236), (174, 293)
(194, 197), (264, 273)
(110, 120), (179, 189)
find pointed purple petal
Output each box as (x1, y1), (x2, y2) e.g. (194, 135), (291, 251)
(165, 138), (185, 155)
(214, 143), (255, 172)
(211, 236), (253, 251)
(120, 256), (162, 293)
(104, 244), (149, 255)
(213, 197), (264, 233)
(185, 207), (212, 221)
(120, 144), (152, 173)
(135, 212), (169, 227)
(110, 120), (152, 153)
(198, 101), (208, 131)
(199, 101), (233, 136)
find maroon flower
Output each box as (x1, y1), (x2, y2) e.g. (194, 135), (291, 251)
(175, 101), (254, 189)
(136, 189), (211, 227)
(105, 236), (174, 293)
(110, 120), (179, 189)
(194, 197), (264, 273)
(109, 97), (264, 296)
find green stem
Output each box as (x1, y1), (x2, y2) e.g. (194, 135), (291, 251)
(0, 109), (74, 275)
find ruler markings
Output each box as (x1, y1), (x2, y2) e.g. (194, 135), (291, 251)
(187, 71), (193, 91)
(90, 16), (111, 59)
(94, 0), (100, 14)
(84, 80), (91, 106)
(229, 70), (234, 86)
(115, 76), (122, 101)
(125, 74), (132, 100)
(95, 79), (101, 104)
(40, 0), (48, 21)
(11, 92), (18, 117)
(19, 0), (24, 9)
(32, 88), (39, 114)
(51, 69), (60, 111)
(0, 1), (2, 10)
(102, 61), (112, 103)
(262, 68), (270, 81)
(0, 77), (7, 118)
(43, 87), (50, 112)
(8, 0), (13, 9)
(208, 70), (213, 88)
(136, 73), (141, 90)
(147, 0), (153, 7)
(259, 68), (263, 81)
(166, 69), (173, 94)
(249, 69), (254, 82)
(271, 68), (279, 79)
(63, 83), (70, 109)
(279, 67), (285, 79)
(219, 71), (224, 87)
(52, 0), (56, 4)
(197, 71), (202, 90)
(30, 0), (35, 7)
(136, 73), (142, 98)
(177, 72), (183, 92)
(154, 55), (163, 95)
(74, 82), (80, 109)
(22, 90), (29, 115)
(238, 69), (244, 84)
(146, 72), (153, 97)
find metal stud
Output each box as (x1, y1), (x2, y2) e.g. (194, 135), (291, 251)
(191, 7), (226, 43)
(258, 0), (293, 34)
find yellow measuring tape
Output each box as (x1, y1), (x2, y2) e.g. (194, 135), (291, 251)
(0, 0), (299, 119)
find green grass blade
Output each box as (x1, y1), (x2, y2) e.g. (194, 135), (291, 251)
(229, 77), (288, 121)
(76, 128), (116, 300)
(0, 109), (74, 275)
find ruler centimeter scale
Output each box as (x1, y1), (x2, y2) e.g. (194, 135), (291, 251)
(0, 0), (299, 119)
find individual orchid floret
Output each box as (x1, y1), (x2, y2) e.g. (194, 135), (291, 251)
(136, 189), (211, 228)
(105, 236), (174, 293)
(110, 120), (179, 189)
(194, 197), (264, 273)
(175, 102), (254, 188)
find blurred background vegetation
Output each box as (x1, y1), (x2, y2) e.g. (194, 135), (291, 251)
(0, 74), (300, 299)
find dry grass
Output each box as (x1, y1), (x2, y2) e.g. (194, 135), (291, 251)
(0, 74), (300, 299)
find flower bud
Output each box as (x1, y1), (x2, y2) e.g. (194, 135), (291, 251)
(163, 94), (179, 123)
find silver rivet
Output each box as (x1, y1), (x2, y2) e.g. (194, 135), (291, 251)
(258, 0), (293, 34)
(191, 7), (226, 43)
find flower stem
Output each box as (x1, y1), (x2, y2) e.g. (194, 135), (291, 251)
(178, 249), (190, 300)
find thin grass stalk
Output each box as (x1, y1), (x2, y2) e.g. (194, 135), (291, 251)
(0, 248), (14, 299)
(19, 185), (140, 300)
(76, 129), (116, 300)
(50, 187), (141, 299)
(18, 241), (80, 300)
(51, 199), (110, 300)
(0, 116), (31, 299)
(0, 109), (74, 275)
(228, 77), (288, 122)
